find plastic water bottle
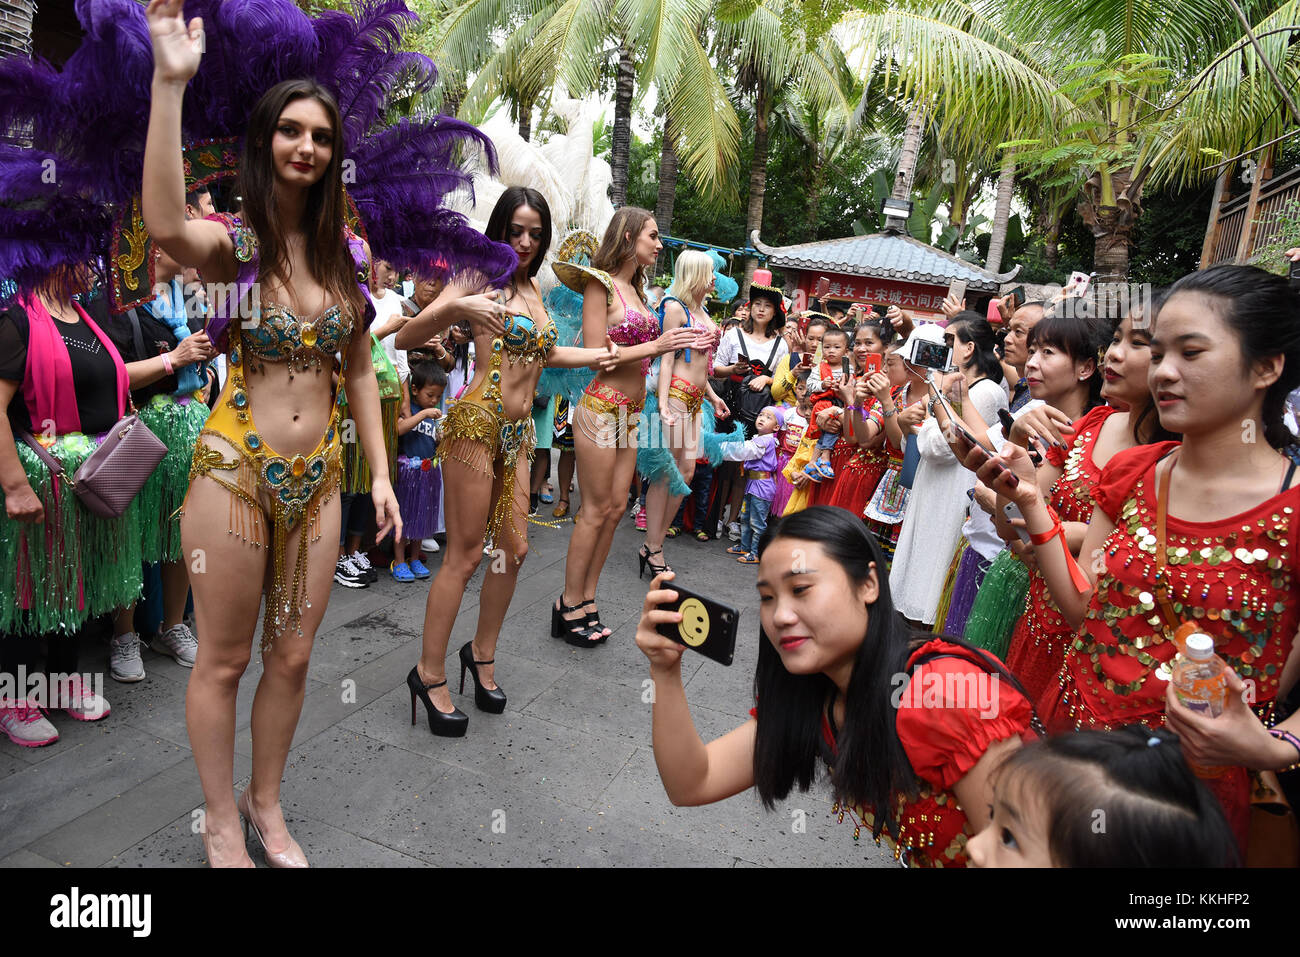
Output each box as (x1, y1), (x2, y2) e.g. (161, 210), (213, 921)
(1170, 633), (1228, 777)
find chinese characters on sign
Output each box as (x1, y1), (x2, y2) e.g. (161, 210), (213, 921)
(794, 273), (950, 313)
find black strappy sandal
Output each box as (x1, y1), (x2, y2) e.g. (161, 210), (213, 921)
(581, 598), (611, 643)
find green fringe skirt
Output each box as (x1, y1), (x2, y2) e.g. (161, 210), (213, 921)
(0, 432), (143, 636)
(962, 549), (1031, 661)
(137, 394), (210, 564)
(340, 398), (400, 495)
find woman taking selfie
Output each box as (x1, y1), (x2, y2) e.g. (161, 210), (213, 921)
(551, 208), (694, 646)
(398, 187), (615, 731)
(635, 506), (1037, 867)
(973, 265), (1300, 850)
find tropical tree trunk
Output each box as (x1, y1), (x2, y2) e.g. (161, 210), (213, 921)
(984, 151), (1016, 274)
(1040, 213), (1061, 271)
(892, 106), (927, 201)
(654, 126), (679, 274)
(806, 146), (823, 237)
(442, 75), (467, 119)
(610, 40), (636, 208)
(742, 85), (771, 296)
(517, 93), (534, 142)
(0, 0), (33, 58)
(1079, 165), (1142, 284)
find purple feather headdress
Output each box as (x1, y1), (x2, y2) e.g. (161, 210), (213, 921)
(0, 0), (515, 299)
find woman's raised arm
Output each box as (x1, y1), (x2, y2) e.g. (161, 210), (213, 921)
(142, 0), (232, 277)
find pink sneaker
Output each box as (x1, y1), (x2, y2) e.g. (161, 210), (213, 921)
(0, 701), (60, 747)
(55, 675), (110, 722)
(635, 509), (647, 531)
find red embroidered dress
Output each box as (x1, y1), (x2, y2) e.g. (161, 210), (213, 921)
(828, 641), (1034, 867)
(1005, 404), (1118, 703)
(815, 398), (888, 514)
(1040, 440), (1300, 841)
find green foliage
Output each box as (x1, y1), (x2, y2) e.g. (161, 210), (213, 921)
(1128, 182), (1215, 285)
(1249, 199), (1300, 277)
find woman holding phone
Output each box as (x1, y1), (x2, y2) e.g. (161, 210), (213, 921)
(634, 506), (1037, 867)
(890, 316), (1007, 626)
(816, 319), (893, 516)
(972, 265), (1300, 851)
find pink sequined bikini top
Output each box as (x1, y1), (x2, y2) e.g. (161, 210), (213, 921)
(607, 282), (660, 346)
(608, 282), (659, 375)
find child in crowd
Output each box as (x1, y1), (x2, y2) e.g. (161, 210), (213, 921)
(392, 361), (447, 582)
(720, 405), (784, 563)
(770, 370), (811, 516)
(804, 327), (851, 481)
(968, 726), (1240, 868)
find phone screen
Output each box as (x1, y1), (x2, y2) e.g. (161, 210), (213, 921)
(815, 276), (831, 299)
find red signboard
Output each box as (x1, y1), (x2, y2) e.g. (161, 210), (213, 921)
(792, 270), (950, 314)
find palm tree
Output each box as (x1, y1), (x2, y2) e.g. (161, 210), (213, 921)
(419, 0), (741, 205)
(838, 0), (1298, 281)
(719, 0), (861, 292)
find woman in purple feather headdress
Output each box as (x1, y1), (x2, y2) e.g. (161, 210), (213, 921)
(143, 0), (404, 868)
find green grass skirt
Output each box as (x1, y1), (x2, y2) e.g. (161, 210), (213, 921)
(961, 549), (1030, 661)
(138, 394), (210, 563)
(0, 433), (143, 635)
(340, 398), (400, 495)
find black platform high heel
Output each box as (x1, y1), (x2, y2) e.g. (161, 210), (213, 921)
(458, 642), (507, 713)
(551, 596), (600, 648)
(581, 598), (611, 643)
(407, 666), (469, 737)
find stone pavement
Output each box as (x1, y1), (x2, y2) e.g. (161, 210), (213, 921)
(0, 494), (895, 868)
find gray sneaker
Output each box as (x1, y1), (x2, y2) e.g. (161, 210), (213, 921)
(110, 632), (146, 683)
(151, 623), (198, 668)
(0, 701), (59, 747)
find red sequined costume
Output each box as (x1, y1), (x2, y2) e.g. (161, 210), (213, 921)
(1005, 404), (1117, 703)
(826, 641), (1034, 867)
(1040, 440), (1300, 845)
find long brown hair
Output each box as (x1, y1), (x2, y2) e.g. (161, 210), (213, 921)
(239, 80), (364, 322)
(592, 206), (654, 298)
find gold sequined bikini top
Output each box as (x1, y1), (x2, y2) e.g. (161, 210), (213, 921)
(240, 301), (354, 371)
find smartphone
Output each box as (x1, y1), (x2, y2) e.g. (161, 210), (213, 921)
(655, 582), (739, 666)
(861, 353), (882, 376)
(909, 338), (951, 371)
(1008, 285), (1026, 307)
(948, 278), (967, 302)
(1003, 502), (1032, 545)
(815, 276), (831, 299)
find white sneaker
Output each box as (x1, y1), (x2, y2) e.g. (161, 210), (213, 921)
(151, 623), (198, 668)
(350, 550), (378, 583)
(728, 522), (742, 541)
(56, 675), (110, 721)
(421, 538), (440, 553)
(110, 632), (146, 683)
(333, 555), (368, 589)
(0, 701), (59, 747)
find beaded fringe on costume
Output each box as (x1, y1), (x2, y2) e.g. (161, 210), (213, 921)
(188, 438), (340, 649)
(440, 402), (535, 549)
(962, 550), (1030, 660)
(137, 394), (210, 563)
(0, 435), (143, 635)
(395, 455), (442, 541)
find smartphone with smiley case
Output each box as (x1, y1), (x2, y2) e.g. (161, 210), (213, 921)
(655, 582), (739, 666)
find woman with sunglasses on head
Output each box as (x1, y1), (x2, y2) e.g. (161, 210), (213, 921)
(634, 506), (1037, 866)
(972, 265), (1300, 853)
(398, 187), (617, 730)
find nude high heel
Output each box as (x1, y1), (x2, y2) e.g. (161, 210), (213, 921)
(237, 790), (309, 868)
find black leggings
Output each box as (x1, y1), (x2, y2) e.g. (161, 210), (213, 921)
(1, 630), (80, 681)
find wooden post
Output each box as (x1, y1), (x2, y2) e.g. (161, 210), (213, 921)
(1235, 146), (1274, 262)
(1199, 168), (1232, 269)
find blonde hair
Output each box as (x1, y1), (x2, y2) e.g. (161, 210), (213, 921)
(592, 206), (654, 293)
(666, 250), (713, 310)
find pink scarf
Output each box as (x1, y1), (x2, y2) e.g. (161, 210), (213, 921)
(20, 294), (129, 436)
